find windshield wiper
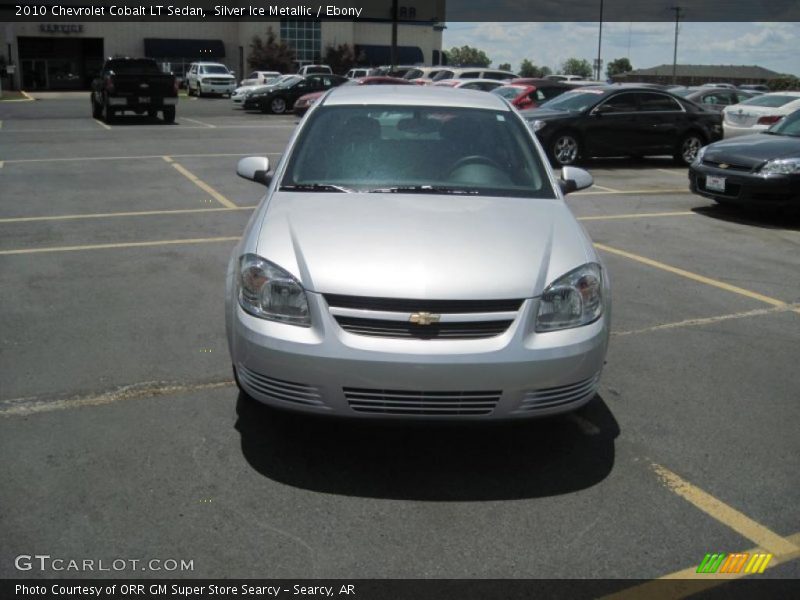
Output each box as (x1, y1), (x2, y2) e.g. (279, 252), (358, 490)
(369, 185), (480, 195)
(279, 183), (353, 193)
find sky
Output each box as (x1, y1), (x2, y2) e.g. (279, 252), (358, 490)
(442, 22), (800, 77)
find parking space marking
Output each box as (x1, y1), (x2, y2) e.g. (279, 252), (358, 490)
(181, 117), (216, 128)
(652, 464), (798, 555)
(0, 206), (257, 224)
(657, 168), (687, 177)
(591, 184), (622, 193)
(0, 161), (4, 169)
(0, 120), (3, 129)
(0, 379), (235, 418)
(602, 531), (800, 600)
(163, 155), (238, 208)
(594, 243), (796, 311)
(0, 236), (240, 256)
(574, 188), (688, 196)
(2, 152), (281, 165)
(578, 211), (694, 222)
(612, 304), (798, 337)
(93, 118), (112, 130)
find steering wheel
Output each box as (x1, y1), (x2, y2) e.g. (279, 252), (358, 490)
(448, 155), (503, 174)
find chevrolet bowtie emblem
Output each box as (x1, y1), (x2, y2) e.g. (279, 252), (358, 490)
(409, 312), (440, 325)
(719, 163), (730, 169)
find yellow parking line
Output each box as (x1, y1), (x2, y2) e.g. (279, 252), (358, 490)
(0, 236), (240, 256)
(578, 211), (694, 221)
(601, 531), (800, 600)
(0, 206), (256, 224)
(652, 464), (798, 555)
(181, 117), (216, 128)
(612, 305), (797, 337)
(592, 184), (622, 192)
(2, 152), (281, 165)
(93, 118), (111, 130)
(163, 156), (237, 208)
(594, 243), (793, 310)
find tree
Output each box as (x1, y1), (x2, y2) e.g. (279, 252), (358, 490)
(561, 58), (592, 79)
(519, 59), (552, 78)
(445, 45), (491, 67)
(606, 57), (633, 79)
(497, 63), (512, 72)
(324, 43), (357, 75)
(768, 75), (800, 91)
(539, 65), (552, 77)
(247, 28), (296, 74)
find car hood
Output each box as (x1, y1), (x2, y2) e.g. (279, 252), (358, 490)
(253, 192), (594, 299)
(704, 133), (800, 166)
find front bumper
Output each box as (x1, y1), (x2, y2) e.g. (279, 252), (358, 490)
(689, 163), (800, 206)
(199, 82), (235, 95)
(227, 291), (610, 420)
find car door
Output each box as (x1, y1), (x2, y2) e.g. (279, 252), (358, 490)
(635, 92), (685, 152)
(583, 91), (640, 156)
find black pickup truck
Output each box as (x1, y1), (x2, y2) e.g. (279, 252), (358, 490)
(90, 58), (178, 123)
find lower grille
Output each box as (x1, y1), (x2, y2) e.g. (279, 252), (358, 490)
(701, 160), (752, 172)
(515, 375), (599, 412)
(237, 365), (324, 407)
(345, 388), (501, 416)
(335, 316), (512, 340)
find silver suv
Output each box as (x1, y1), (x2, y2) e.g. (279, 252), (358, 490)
(186, 62), (236, 97)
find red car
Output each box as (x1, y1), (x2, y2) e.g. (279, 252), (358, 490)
(293, 76), (411, 115)
(492, 79), (572, 109)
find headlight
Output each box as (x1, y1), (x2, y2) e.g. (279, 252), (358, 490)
(692, 145), (707, 166)
(535, 263), (603, 332)
(237, 254), (310, 326)
(529, 119), (547, 132)
(759, 158), (800, 176)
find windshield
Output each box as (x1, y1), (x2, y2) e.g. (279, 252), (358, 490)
(281, 105), (553, 198)
(740, 94), (798, 108)
(276, 75), (303, 88)
(492, 86), (526, 100)
(201, 66), (230, 74)
(767, 109), (800, 136)
(539, 90), (605, 111)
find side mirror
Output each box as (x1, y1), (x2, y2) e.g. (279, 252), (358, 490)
(236, 156), (271, 186)
(559, 166), (593, 195)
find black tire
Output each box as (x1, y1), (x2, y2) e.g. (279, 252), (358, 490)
(187, 84), (194, 97)
(269, 96), (287, 114)
(162, 107), (176, 124)
(101, 97), (115, 124)
(91, 95), (102, 119)
(674, 132), (705, 166)
(549, 131), (581, 167)
(147, 109), (158, 118)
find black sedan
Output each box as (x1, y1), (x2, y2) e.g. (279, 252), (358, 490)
(243, 74), (347, 114)
(520, 86), (723, 167)
(689, 109), (800, 208)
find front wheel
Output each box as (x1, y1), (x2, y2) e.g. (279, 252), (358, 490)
(101, 98), (115, 124)
(162, 107), (176, 124)
(549, 132), (581, 167)
(675, 133), (704, 166)
(270, 97), (287, 114)
(91, 95), (102, 119)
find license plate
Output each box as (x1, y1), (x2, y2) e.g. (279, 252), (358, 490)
(138, 97), (150, 104)
(706, 175), (726, 192)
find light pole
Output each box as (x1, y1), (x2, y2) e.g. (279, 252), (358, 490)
(596, 0), (604, 80)
(671, 6), (682, 85)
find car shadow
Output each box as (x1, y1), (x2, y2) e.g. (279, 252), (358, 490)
(693, 204), (800, 231)
(235, 392), (619, 501)
(106, 115), (175, 126)
(574, 156), (680, 170)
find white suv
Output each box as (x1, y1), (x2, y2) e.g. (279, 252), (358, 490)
(186, 62), (236, 97)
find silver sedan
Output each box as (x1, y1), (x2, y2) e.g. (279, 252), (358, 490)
(226, 86), (610, 419)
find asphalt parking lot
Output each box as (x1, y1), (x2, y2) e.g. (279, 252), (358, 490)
(1, 92), (798, 589)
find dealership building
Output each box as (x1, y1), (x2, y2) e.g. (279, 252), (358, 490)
(0, 1), (445, 90)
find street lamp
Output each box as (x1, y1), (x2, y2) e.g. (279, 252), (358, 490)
(596, 0), (604, 80)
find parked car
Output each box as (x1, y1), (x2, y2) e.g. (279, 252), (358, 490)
(369, 65), (418, 78)
(344, 68), (372, 79)
(722, 92), (800, 138)
(403, 66), (451, 85)
(240, 71), (281, 86)
(431, 68), (516, 83)
(689, 108), (800, 209)
(493, 80), (571, 109)
(738, 84), (769, 93)
(432, 78), (506, 92)
(293, 76), (411, 116)
(297, 65), (333, 76)
(227, 85), (609, 419)
(545, 75), (587, 83)
(701, 83), (737, 89)
(185, 62), (236, 97)
(671, 87), (758, 113)
(520, 86), (723, 166)
(90, 58), (178, 123)
(232, 75), (298, 105)
(243, 74), (347, 114)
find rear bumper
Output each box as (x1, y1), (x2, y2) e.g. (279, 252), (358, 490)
(108, 96), (177, 108)
(723, 122), (768, 138)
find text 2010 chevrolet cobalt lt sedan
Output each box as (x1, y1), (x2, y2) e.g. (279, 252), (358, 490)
(226, 86), (611, 419)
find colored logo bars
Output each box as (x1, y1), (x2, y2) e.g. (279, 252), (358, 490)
(697, 552), (773, 574)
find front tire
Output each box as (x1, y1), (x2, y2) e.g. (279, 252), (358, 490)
(270, 97), (287, 114)
(91, 95), (102, 119)
(101, 97), (115, 124)
(549, 132), (581, 167)
(675, 132), (704, 166)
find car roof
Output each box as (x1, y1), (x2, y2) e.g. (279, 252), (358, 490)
(321, 85), (511, 110)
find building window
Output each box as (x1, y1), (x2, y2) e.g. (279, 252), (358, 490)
(280, 19), (321, 66)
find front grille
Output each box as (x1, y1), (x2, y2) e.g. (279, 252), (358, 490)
(324, 294), (523, 314)
(345, 387), (501, 415)
(237, 365), (324, 407)
(701, 160), (752, 172)
(205, 78), (232, 85)
(335, 316), (512, 340)
(515, 375), (600, 412)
